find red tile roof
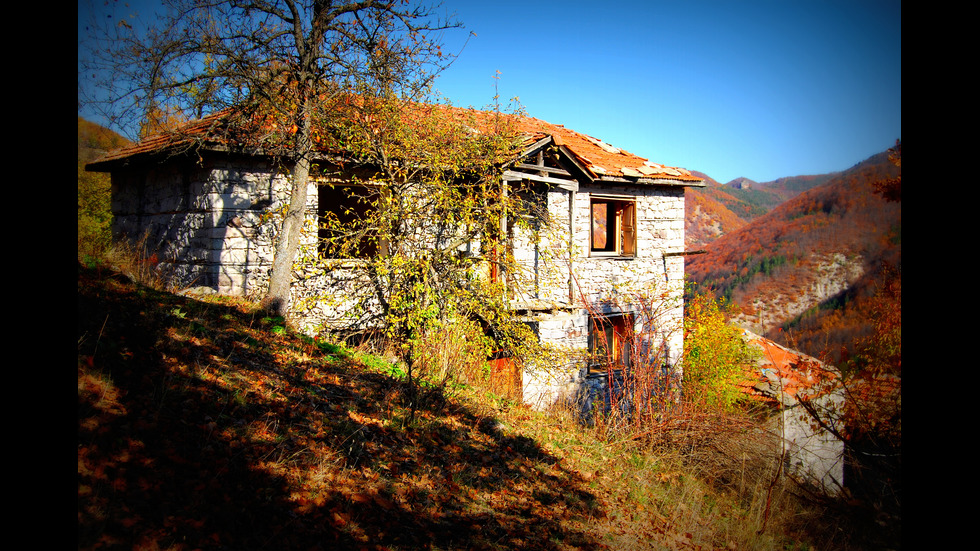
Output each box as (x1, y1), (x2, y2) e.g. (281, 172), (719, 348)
(86, 104), (702, 184)
(738, 329), (841, 407)
(86, 111), (232, 169)
(505, 114), (702, 182)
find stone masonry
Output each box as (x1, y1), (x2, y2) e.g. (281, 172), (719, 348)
(108, 152), (692, 411)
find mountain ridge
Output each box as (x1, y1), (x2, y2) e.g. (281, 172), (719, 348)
(685, 148), (900, 365)
(684, 167), (838, 249)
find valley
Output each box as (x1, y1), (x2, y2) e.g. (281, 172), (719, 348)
(684, 144), (901, 370)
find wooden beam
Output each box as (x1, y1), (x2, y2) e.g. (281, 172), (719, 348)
(502, 170), (579, 191)
(513, 163), (572, 176)
(554, 145), (596, 184)
(515, 136), (554, 162)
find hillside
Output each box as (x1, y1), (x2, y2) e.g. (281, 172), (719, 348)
(686, 149), (901, 365)
(756, 173), (838, 200)
(77, 259), (895, 550)
(684, 185), (749, 248)
(78, 116), (130, 162)
(79, 118), (130, 258)
(685, 170), (838, 249)
(77, 262), (605, 549)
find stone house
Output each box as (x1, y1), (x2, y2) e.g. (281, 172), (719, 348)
(739, 329), (846, 495)
(86, 107), (704, 408)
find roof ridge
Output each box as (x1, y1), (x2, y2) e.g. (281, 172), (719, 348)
(87, 103), (703, 184)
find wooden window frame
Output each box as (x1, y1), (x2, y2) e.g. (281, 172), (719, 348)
(588, 313), (634, 372)
(590, 195), (636, 257)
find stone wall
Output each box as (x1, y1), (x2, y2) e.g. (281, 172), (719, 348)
(111, 154), (294, 297)
(780, 388), (846, 495)
(111, 155), (689, 410)
(513, 183), (687, 409)
(520, 310), (589, 408)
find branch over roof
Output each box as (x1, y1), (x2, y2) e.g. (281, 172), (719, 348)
(86, 103), (704, 187)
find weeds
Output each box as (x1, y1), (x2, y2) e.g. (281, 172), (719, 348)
(78, 255), (890, 550)
(81, 232), (172, 292)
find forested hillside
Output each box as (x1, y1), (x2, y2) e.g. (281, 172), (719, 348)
(78, 118), (130, 258)
(686, 148), (901, 367)
(684, 170), (830, 249)
(684, 184), (749, 248)
(79, 116), (130, 161)
(755, 173), (838, 201)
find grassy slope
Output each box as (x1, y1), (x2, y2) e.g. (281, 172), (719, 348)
(79, 262), (880, 551)
(78, 263), (597, 549)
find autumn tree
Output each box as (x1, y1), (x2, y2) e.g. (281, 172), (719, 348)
(309, 94), (542, 405)
(682, 293), (757, 410)
(79, 0), (458, 316)
(78, 117), (130, 259)
(873, 139), (901, 202)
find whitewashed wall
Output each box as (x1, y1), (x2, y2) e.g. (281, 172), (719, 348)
(513, 183), (687, 409)
(112, 156), (690, 410)
(111, 156), (290, 297)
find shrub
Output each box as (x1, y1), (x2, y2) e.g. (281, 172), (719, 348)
(78, 162), (112, 260)
(682, 293), (756, 410)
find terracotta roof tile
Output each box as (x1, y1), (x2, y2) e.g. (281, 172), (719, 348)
(87, 104), (703, 185)
(738, 329), (841, 407)
(86, 111), (231, 168)
(503, 112), (701, 183)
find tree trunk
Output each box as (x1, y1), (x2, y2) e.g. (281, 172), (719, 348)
(261, 156), (310, 316)
(261, 109), (313, 317)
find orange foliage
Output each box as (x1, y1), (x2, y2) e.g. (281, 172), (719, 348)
(686, 149), (901, 364)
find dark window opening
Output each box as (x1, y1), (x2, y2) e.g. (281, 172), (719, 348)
(588, 314), (634, 372)
(318, 185), (381, 259)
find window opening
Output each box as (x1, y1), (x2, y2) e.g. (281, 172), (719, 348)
(588, 314), (634, 372)
(590, 197), (635, 257)
(318, 184), (380, 259)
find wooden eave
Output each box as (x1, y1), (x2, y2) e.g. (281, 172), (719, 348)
(552, 144), (599, 183)
(85, 145), (205, 172)
(593, 175), (706, 188)
(86, 138), (357, 174)
(664, 249), (707, 257)
(501, 137), (593, 191)
(502, 170), (579, 190)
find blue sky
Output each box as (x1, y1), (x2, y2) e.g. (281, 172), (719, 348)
(432, 0), (901, 183)
(78, 0), (901, 184)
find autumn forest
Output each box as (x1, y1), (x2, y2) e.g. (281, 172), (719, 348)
(685, 146), (901, 372)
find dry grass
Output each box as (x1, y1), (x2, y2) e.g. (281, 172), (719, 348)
(413, 317), (491, 389)
(78, 252), (891, 550)
(80, 232), (178, 293)
(489, 399), (836, 550)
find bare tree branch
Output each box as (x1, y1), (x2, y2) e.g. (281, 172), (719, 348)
(80, 0), (462, 315)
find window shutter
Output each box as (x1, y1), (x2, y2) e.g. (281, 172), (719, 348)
(620, 202), (636, 257)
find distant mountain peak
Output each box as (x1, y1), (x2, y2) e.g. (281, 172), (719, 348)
(726, 177), (758, 190)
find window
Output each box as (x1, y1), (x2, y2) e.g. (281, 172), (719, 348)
(590, 196), (636, 257)
(318, 184), (382, 259)
(588, 314), (634, 371)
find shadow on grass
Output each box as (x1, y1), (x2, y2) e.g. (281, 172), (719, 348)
(78, 263), (604, 550)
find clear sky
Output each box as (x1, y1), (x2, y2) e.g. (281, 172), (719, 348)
(78, 0), (901, 184)
(432, 0), (901, 183)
